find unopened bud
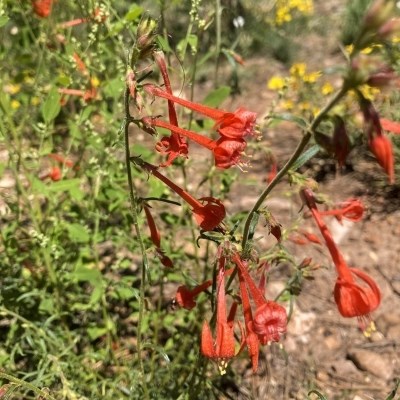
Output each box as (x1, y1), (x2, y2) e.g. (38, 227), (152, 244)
(363, 0), (394, 31)
(367, 65), (396, 87)
(378, 18), (400, 39)
(332, 116), (351, 167)
(136, 16), (157, 59)
(299, 257), (313, 269)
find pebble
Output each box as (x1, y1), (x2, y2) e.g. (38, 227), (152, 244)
(387, 324), (400, 340)
(347, 349), (393, 380)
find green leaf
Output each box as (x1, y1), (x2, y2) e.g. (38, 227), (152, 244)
(124, 4), (143, 21)
(202, 86), (231, 108)
(115, 286), (137, 300)
(385, 379), (400, 400)
(72, 264), (102, 282)
(87, 326), (108, 341)
(157, 36), (172, 53)
(307, 390), (328, 400)
(41, 87), (61, 124)
(39, 297), (54, 314)
(66, 223), (90, 243)
(0, 15), (9, 28)
(46, 178), (81, 193)
(290, 145), (320, 172)
(268, 113), (308, 129)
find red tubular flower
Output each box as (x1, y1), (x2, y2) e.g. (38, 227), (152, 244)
(238, 271), (260, 372)
(301, 188), (381, 330)
(319, 198), (365, 223)
(233, 253), (287, 347)
(144, 117), (246, 169)
(252, 302), (288, 344)
(175, 280), (212, 310)
(201, 256), (236, 374)
(58, 8), (106, 28)
(381, 118), (400, 134)
(360, 98), (395, 184)
(334, 267), (381, 329)
(32, 0), (53, 18)
(143, 205), (173, 268)
(153, 51), (188, 167)
(137, 159), (225, 231)
(58, 87), (97, 102)
(369, 134), (395, 184)
(144, 84), (257, 139)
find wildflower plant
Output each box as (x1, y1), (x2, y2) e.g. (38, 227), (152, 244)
(0, 0), (399, 399)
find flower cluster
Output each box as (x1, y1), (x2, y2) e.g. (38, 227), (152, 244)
(173, 246), (287, 374)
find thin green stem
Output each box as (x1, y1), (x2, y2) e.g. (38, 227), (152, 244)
(0, 372), (56, 400)
(241, 86), (348, 250)
(214, 0), (222, 87)
(124, 53), (150, 398)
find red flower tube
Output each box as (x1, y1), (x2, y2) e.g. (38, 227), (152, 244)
(201, 255), (236, 374)
(136, 159), (225, 231)
(144, 117), (247, 169)
(144, 84), (257, 139)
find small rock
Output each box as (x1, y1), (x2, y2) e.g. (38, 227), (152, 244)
(347, 349), (393, 380)
(387, 324), (400, 340)
(324, 332), (342, 351)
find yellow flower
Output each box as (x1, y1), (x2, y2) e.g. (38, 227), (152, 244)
(321, 82), (334, 95)
(290, 63), (306, 78)
(267, 76), (286, 90)
(24, 76), (34, 85)
(358, 84), (380, 101)
(299, 101), (311, 110)
(276, 6), (292, 25)
(392, 35), (400, 43)
(289, 0), (314, 14)
(31, 97), (40, 106)
(345, 44), (354, 55)
(303, 71), (321, 83)
(11, 100), (21, 109)
(4, 84), (21, 95)
(282, 99), (294, 110)
(91, 76), (100, 88)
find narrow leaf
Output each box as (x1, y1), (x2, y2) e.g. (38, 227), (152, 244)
(268, 113), (308, 129)
(41, 87), (61, 124)
(202, 86), (231, 108)
(290, 145), (320, 172)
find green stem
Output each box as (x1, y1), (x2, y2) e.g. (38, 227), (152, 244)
(241, 86), (348, 250)
(0, 372), (56, 400)
(214, 0), (222, 87)
(124, 53), (150, 398)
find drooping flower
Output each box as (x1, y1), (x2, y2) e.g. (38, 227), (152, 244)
(32, 0), (53, 18)
(334, 267), (381, 330)
(369, 134), (395, 184)
(144, 84), (257, 139)
(319, 198), (365, 223)
(359, 97), (395, 184)
(143, 204), (173, 268)
(143, 117), (247, 169)
(301, 188), (381, 331)
(135, 158), (225, 231)
(233, 252), (287, 370)
(175, 280), (212, 310)
(201, 255), (236, 374)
